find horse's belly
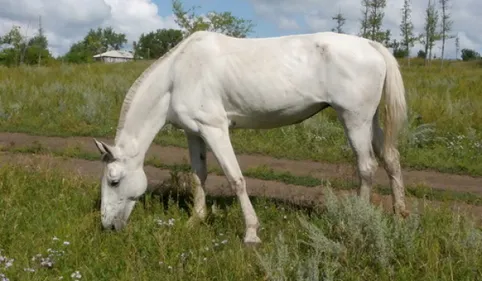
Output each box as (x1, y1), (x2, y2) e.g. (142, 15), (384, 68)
(227, 102), (328, 129)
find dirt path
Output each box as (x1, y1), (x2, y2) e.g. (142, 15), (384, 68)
(2, 151), (482, 224)
(1, 132), (481, 196)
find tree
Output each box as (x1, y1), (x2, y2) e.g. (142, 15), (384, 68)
(399, 0), (417, 61)
(439, 0), (454, 65)
(461, 48), (480, 61)
(455, 34), (460, 60)
(171, 0), (255, 38)
(63, 27), (127, 63)
(0, 26), (26, 66)
(135, 29), (183, 60)
(25, 16), (53, 66)
(417, 49), (427, 59)
(331, 11), (346, 33)
(359, 0), (390, 44)
(391, 39), (408, 58)
(359, 0), (370, 38)
(420, 0), (440, 64)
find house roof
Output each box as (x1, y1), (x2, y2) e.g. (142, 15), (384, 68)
(93, 50), (133, 59)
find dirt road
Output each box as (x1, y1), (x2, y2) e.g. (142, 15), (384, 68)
(1, 132), (481, 195)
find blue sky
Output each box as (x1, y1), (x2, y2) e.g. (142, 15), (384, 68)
(0, 0), (480, 57)
(154, 0), (306, 38)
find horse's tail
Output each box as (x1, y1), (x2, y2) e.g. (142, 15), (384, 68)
(369, 41), (407, 157)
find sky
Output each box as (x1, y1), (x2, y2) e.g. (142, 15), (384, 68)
(0, 0), (480, 59)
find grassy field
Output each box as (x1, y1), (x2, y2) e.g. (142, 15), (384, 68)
(0, 164), (481, 281)
(0, 59), (481, 175)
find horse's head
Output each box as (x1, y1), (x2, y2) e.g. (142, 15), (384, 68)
(94, 139), (147, 231)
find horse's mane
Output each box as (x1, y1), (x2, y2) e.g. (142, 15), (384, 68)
(115, 37), (188, 142)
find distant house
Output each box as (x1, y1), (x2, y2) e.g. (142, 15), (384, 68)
(93, 50), (134, 63)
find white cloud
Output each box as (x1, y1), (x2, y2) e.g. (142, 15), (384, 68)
(0, 0), (179, 56)
(250, 0), (482, 59)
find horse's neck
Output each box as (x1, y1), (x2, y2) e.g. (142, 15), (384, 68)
(115, 63), (171, 161)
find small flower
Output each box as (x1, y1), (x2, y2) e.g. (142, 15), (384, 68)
(167, 266), (172, 270)
(52, 236), (60, 241)
(63, 241), (70, 246)
(40, 257), (54, 268)
(4, 258), (14, 268)
(70, 271), (81, 279)
(0, 273), (10, 281)
(23, 268), (36, 272)
(221, 239), (228, 244)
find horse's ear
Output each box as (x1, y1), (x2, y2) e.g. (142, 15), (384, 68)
(93, 139), (115, 162)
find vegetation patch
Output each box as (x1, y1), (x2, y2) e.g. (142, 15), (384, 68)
(0, 60), (481, 176)
(0, 164), (481, 280)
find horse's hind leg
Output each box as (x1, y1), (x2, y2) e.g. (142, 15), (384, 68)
(371, 110), (408, 216)
(186, 133), (208, 224)
(338, 109), (378, 202)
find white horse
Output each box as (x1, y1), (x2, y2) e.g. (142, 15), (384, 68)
(94, 30), (408, 245)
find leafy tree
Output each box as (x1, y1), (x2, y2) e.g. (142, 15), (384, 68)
(461, 48), (480, 61)
(331, 11), (346, 33)
(359, 0), (390, 44)
(420, 0), (440, 64)
(399, 0), (417, 61)
(135, 29), (183, 60)
(24, 16), (53, 65)
(417, 49), (427, 59)
(359, 0), (370, 38)
(63, 27), (127, 63)
(171, 0), (255, 38)
(439, 0), (454, 65)
(0, 26), (25, 66)
(391, 39), (408, 58)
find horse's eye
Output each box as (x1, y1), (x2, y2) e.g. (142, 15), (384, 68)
(110, 180), (120, 187)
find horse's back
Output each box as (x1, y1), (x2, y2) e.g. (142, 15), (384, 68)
(168, 31), (387, 130)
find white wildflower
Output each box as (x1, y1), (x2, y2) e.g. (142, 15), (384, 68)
(4, 258), (14, 268)
(23, 268), (35, 272)
(70, 271), (81, 279)
(0, 273), (10, 281)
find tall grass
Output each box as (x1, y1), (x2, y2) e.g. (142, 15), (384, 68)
(0, 60), (481, 175)
(0, 164), (481, 280)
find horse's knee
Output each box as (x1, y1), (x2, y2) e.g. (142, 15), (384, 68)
(229, 176), (246, 195)
(358, 157), (378, 180)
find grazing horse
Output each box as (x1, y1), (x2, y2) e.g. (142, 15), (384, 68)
(94, 30), (408, 245)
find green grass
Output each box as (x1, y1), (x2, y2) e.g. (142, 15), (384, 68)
(0, 60), (481, 176)
(1, 164), (482, 280)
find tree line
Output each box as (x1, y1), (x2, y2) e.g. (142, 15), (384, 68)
(333, 0), (480, 63)
(0, 0), (479, 67)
